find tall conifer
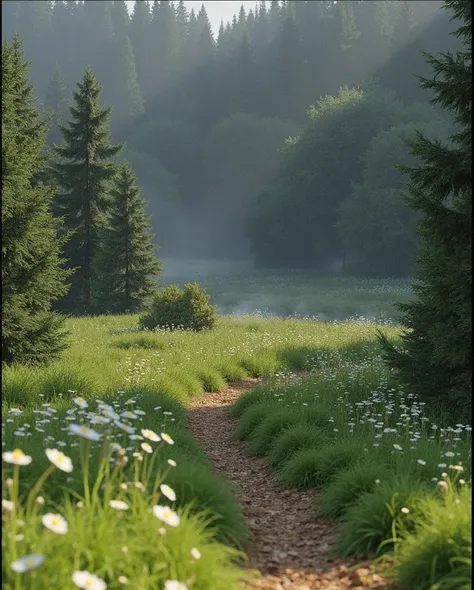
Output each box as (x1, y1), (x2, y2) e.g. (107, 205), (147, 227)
(92, 162), (162, 314)
(50, 67), (123, 314)
(2, 35), (70, 365)
(379, 0), (472, 419)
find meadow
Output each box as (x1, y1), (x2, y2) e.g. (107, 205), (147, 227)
(2, 274), (471, 589)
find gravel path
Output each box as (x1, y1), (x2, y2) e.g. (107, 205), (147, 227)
(186, 379), (389, 590)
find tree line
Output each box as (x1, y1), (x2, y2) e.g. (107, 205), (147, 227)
(1, 0), (463, 273)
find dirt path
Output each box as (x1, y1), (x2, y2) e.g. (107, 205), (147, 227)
(186, 379), (388, 590)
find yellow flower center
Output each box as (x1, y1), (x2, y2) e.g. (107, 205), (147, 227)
(52, 518), (59, 526)
(57, 454), (64, 463)
(80, 426), (89, 433)
(12, 449), (23, 460)
(77, 397), (84, 403)
(85, 581), (93, 588)
(25, 559), (33, 567)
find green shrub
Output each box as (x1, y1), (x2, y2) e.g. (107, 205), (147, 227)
(139, 283), (217, 332)
(393, 483), (471, 590)
(279, 440), (366, 489)
(267, 424), (330, 470)
(228, 386), (270, 419)
(197, 369), (227, 392)
(337, 475), (430, 557)
(247, 410), (304, 456)
(234, 403), (275, 440)
(318, 461), (389, 520)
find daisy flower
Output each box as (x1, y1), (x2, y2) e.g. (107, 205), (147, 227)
(161, 433), (174, 445)
(2, 449), (32, 466)
(141, 429), (161, 442)
(160, 484), (176, 502)
(109, 500), (129, 511)
(73, 397), (88, 409)
(45, 449), (73, 473)
(153, 505), (180, 527)
(11, 554), (45, 573)
(165, 582), (188, 590)
(42, 513), (68, 535)
(140, 442), (153, 454)
(72, 571), (107, 590)
(69, 424), (101, 441)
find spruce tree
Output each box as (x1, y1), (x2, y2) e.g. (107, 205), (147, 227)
(92, 162), (161, 314)
(2, 35), (70, 365)
(379, 0), (472, 419)
(50, 67), (123, 314)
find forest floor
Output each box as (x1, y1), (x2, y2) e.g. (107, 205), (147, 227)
(187, 378), (390, 590)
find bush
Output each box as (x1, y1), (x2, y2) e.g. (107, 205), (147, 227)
(139, 283), (217, 332)
(393, 482), (471, 590)
(267, 424), (328, 470)
(318, 461), (389, 520)
(279, 440), (366, 489)
(247, 410), (306, 456)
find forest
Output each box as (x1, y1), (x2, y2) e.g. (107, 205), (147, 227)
(1, 0), (463, 276)
(2, 1), (471, 589)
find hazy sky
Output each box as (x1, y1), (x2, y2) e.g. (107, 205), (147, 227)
(125, 1), (257, 34)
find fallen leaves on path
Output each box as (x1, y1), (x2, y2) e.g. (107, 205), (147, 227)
(187, 379), (390, 590)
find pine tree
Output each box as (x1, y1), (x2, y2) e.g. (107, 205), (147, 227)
(50, 67), (123, 314)
(92, 162), (162, 314)
(2, 35), (71, 365)
(379, 0), (472, 419)
(44, 63), (69, 146)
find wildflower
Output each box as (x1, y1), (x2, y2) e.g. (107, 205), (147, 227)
(167, 459), (177, 467)
(15, 534), (24, 542)
(141, 429), (161, 442)
(153, 505), (180, 527)
(375, 479), (380, 485)
(69, 424), (101, 441)
(160, 484), (176, 502)
(2, 449), (32, 466)
(157, 527), (166, 536)
(401, 507), (410, 514)
(438, 463), (447, 468)
(73, 397), (88, 409)
(118, 576), (128, 585)
(393, 444), (402, 451)
(161, 433), (174, 445)
(122, 546), (128, 553)
(11, 554), (45, 573)
(45, 449), (73, 473)
(42, 513), (68, 535)
(165, 582), (188, 590)
(114, 421), (135, 434)
(190, 547), (201, 560)
(109, 500), (129, 511)
(445, 451), (455, 457)
(124, 399), (135, 405)
(103, 409), (120, 421)
(121, 411), (138, 420)
(140, 442), (153, 454)
(459, 479), (466, 485)
(90, 416), (110, 426)
(36, 496), (45, 506)
(72, 571), (107, 590)
(449, 464), (464, 472)
(438, 480), (448, 491)
(2, 499), (14, 512)
(417, 459), (426, 466)
(5, 478), (13, 488)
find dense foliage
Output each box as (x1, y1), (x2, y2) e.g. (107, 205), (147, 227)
(379, 0), (472, 420)
(2, 0), (462, 273)
(140, 283), (218, 332)
(2, 35), (70, 366)
(92, 162), (162, 314)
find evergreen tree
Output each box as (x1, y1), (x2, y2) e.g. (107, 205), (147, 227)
(2, 35), (70, 365)
(92, 162), (161, 314)
(44, 63), (69, 146)
(379, 0), (472, 419)
(50, 67), (123, 314)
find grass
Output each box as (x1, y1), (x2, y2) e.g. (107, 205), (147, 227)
(231, 336), (472, 585)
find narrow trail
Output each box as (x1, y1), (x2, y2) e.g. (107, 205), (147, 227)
(186, 379), (388, 590)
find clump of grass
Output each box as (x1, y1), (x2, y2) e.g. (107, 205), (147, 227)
(112, 333), (166, 350)
(318, 461), (389, 520)
(217, 362), (248, 383)
(247, 410), (304, 456)
(267, 424), (329, 470)
(234, 403), (275, 441)
(228, 386), (270, 419)
(2, 365), (40, 407)
(337, 475), (430, 557)
(393, 481), (471, 590)
(197, 370), (227, 393)
(279, 440), (366, 489)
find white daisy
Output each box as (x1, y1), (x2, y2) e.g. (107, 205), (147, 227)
(2, 449), (32, 466)
(72, 571), (107, 590)
(167, 459), (177, 467)
(42, 513), (68, 535)
(73, 397), (88, 409)
(161, 433), (174, 445)
(141, 429), (161, 442)
(45, 448), (73, 473)
(109, 500), (129, 511)
(152, 505), (180, 527)
(160, 484), (176, 502)
(164, 581), (188, 590)
(11, 554), (45, 573)
(69, 424), (101, 441)
(190, 547), (201, 560)
(140, 442), (153, 454)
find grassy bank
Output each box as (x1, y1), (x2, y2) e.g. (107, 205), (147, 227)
(231, 347), (472, 589)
